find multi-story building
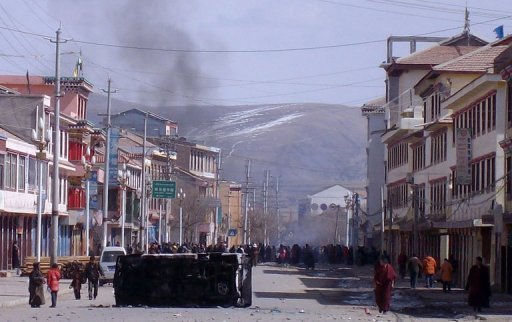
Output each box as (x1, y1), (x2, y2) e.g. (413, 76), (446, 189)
(111, 109), (221, 246)
(411, 39), (511, 288)
(0, 75), (101, 268)
(219, 181), (243, 247)
(173, 139), (221, 246)
(379, 32), (512, 292)
(380, 33), (487, 264)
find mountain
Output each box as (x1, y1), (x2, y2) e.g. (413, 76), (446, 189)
(88, 94), (367, 209)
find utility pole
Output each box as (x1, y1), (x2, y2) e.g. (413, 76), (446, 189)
(164, 135), (174, 244)
(227, 191), (231, 245)
(141, 112), (148, 252)
(250, 188), (255, 243)
(276, 176), (280, 245)
(243, 160), (250, 245)
(388, 198), (393, 259)
(49, 26), (67, 265)
(353, 193), (359, 248)
(263, 170), (269, 245)
(412, 184), (419, 256)
(381, 187), (385, 254)
(213, 150), (221, 244)
(101, 78), (116, 248)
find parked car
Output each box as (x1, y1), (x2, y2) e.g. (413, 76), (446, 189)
(113, 252), (252, 307)
(99, 246), (126, 286)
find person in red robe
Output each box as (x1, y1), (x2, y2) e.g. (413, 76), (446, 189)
(374, 255), (397, 314)
(465, 256), (491, 313)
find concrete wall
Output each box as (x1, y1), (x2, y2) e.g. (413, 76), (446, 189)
(366, 112), (386, 223)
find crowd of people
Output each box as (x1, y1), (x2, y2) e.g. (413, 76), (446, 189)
(25, 239), (493, 315)
(28, 255), (104, 308)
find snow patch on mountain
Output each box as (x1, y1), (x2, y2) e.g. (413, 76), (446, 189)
(225, 113), (303, 137)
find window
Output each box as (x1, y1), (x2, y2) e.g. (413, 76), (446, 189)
(78, 96), (87, 120)
(388, 182), (408, 209)
(430, 178), (447, 216)
(453, 92), (496, 139)
(0, 154), (4, 189)
(453, 154), (495, 199)
(5, 153), (17, 190)
(431, 130), (447, 165)
(28, 157), (37, 192)
(41, 161), (48, 198)
(428, 91), (442, 122)
(412, 143), (425, 172)
(69, 142), (84, 161)
(387, 142), (408, 170)
(418, 186), (425, 216)
(68, 187), (85, 209)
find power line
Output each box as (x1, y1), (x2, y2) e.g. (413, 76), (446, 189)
(0, 14), (509, 55)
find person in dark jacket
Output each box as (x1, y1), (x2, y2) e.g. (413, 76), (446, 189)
(407, 255), (422, 289)
(84, 256), (104, 300)
(12, 241), (20, 275)
(28, 262), (45, 308)
(466, 256), (491, 313)
(69, 261), (84, 300)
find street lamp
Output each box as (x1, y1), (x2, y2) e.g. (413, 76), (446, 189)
(81, 147), (96, 256)
(118, 162), (130, 250)
(31, 116), (51, 262)
(177, 188), (186, 245)
(144, 157), (152, 251)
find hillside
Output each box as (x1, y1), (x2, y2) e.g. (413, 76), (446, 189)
(88, 95), (367, 208)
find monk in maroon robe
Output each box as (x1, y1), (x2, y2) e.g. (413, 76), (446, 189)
(466, 256), (491, 313)
(374, 255), (396, 314)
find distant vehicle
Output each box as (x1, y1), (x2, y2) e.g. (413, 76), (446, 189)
(99, 246), (126, 286)
(113, 252), (252, 307)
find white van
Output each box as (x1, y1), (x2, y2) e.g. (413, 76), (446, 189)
(99, 246), (126, 286)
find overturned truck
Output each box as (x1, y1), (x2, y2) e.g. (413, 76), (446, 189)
(113, 252), (252, 307)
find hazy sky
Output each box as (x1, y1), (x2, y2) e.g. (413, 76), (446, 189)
(0, 0), (510, 107)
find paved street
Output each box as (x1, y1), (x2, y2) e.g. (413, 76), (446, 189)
(1, 264), (512, 322)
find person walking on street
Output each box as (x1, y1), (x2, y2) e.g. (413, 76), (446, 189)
(374, 255), (397, 314)
(46, 263), (61, 308)
(440, 258), (453, 292)
(85, 256), (104, 300)
(12, 241), (20, 275)
(466, 256), (491, 313)
(28, 262), (45, 308)
(407, 255), (422, 289)
(423, 255), (436, 288)
(69, 261), (84, 300)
